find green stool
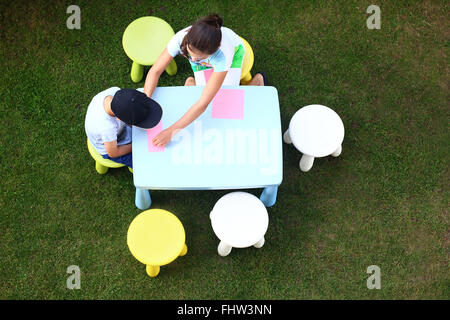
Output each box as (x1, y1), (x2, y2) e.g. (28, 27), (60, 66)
(87, 138), (132, 174)
(122, 16), (177, 83)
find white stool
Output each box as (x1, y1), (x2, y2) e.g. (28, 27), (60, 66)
(210, 192), (269, 257)
(283, 104), (344, 172)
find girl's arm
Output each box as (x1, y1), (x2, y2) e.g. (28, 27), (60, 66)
(152, 71), (227, 147)
(143, 48), (174, 98)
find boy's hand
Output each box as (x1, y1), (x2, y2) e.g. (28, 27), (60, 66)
(152, 128), (174, 148)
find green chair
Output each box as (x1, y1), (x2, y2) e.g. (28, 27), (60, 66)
(87, 138), (132, 174)
(122, 16), (177, 83)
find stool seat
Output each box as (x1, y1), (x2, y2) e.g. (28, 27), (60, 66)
(127, 209), (187, 277)
(123, 16), (174, 66)
(210, 192), (268, 256)
(122, 16), (177, 82)
(289, 104), (344, 157)
(284, 105), (344, 171)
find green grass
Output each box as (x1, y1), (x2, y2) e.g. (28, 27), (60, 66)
(0, 0), (448, 299)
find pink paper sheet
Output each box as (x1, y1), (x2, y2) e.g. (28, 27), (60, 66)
(211, 89), (245, 119)
(146, 121), (165, 152)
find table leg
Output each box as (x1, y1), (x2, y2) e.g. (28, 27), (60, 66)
(218, 241), (232, 257)
(331, 145), (342, 157)
(260, 185), (278, 207)
(300, 154), (314, 172)
(146, 265), (160, 277)
(135, 187), (151, 210)
(131, 61), (144, 83)
(165, 59), (177, 76)
(254, 236), (265, 248)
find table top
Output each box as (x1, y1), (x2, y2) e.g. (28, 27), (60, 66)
(210, 192), (269, 247)
(289, 104), (344, 157)
(132, 85), (283, 190)
(122, 16), (174, 65)
(127, 209), (185, 266)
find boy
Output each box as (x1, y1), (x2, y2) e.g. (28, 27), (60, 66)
(85, 87), (162, 169)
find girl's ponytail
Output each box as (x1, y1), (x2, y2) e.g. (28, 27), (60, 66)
(201, 13), (223, 29)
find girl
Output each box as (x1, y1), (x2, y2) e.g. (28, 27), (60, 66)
(143, 13), (266, 147)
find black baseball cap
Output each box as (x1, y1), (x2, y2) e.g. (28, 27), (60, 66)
(111, 89), (162, 129)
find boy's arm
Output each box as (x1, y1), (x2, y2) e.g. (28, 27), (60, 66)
(104, 140), (132, 158)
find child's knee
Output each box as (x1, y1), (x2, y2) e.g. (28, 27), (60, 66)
(184, 77), (196, 86)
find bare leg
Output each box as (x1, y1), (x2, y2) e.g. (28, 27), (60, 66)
(247, 73), (264, 86)
(184, 76), (196, 86)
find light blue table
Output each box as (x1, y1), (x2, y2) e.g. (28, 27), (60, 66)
(132, 86), (283, 209)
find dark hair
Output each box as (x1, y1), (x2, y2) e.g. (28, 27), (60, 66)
(180, 13), (223, 56)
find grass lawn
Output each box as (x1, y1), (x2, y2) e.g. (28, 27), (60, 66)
(0, 0), (448, 299)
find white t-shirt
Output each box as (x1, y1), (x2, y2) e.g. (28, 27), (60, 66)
(85, 87), (132, 155)
(166, 26), (243, 72)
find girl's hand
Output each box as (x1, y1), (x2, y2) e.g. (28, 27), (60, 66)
(152, 128), (174, 148)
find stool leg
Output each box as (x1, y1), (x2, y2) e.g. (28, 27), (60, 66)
(95, 161), (108, 174)
(165, 59), (177, 76)
(131, 61), (144, 83)
(254, 236), (265, 248)
(260, 185), (278, 207)
(331, 145), (342, 157)
(283, 129), (292, 144)
(146, 265), (160, 277)
(179, 244), (188, 257)
(218, 241), (232, 257)
(240, 72), (252, 85)
(135, 187), (151, 210)
(300, 154), (314, 172)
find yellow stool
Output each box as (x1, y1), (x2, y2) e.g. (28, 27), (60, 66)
(122, 16), (177, 83)
(127, 209), (187, 277)
(87, 138), (132, 174)
(240, 37), (254, 85)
